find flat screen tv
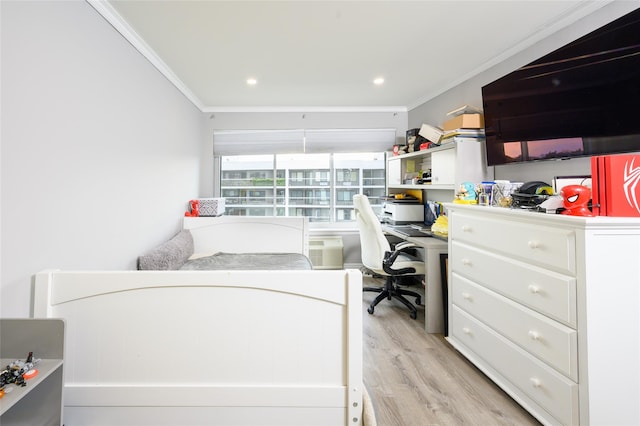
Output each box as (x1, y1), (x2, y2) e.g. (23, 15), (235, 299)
(482, 7), (640, 167)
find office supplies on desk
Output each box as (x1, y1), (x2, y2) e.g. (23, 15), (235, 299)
(389, 225), (433, 238)
(424, 201), (442, 226)
(382, 201), (424, 224)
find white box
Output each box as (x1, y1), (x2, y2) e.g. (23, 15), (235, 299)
(418, 124), (443, 144)
(198, 198), (225, 216)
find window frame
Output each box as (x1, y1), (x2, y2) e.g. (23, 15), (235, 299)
(219, 152), (387, 225)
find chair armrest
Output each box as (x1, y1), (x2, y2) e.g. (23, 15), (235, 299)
(382, 244), (418, 276)
(394, 241), (417, 251)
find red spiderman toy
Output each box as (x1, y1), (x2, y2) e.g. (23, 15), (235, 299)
(560, 185), (593, 216)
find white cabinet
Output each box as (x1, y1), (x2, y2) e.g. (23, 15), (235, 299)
(1, 319), (64, 426)
(445, 204), (640, 425)
(430, 147), (456, 185)
(387, 138), (491, 193)
(387, 156), (402, 186)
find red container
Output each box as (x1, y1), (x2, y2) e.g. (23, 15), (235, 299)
(591, 154), (640, 216)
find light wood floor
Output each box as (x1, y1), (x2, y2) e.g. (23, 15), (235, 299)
(362, 275), (542, 426)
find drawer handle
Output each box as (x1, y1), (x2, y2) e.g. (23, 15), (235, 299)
(461, 225), (472, 233)
(530, 378), (542, 388)
(462, 292), (472, 301)
(462, 258), (472, 266)
(462, 327), (471, 335)
(528, 331), (541, 341)
(528, 284), (540, 294)
(528, 240), (540, 249)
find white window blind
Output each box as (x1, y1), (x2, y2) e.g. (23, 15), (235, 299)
(213, 129), (305, 156)
(213, 128), (396, 156)
(304, 129), (396, 153)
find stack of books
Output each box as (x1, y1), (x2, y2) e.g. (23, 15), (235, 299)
(440, 105), (485, 144)
(440, 128), (485, 143)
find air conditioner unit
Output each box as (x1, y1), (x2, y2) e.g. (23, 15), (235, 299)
(308, 236), (344, 270)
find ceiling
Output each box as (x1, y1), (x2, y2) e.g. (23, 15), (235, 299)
(93, 1), (610, 112)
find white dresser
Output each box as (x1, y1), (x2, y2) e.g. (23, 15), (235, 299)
(445, 204), (640, 426)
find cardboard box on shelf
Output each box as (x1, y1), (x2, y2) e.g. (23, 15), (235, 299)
(443, 113), (484, 131)
(418, 124), (443, 144)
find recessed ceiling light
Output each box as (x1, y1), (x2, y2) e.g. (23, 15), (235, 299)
(247, 78), (257, 86)
(373, 77), (384, 85)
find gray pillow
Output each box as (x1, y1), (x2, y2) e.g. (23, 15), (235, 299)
(137, 230), (194, 270)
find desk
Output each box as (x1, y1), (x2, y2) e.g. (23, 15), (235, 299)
(383, 225), (448, 334)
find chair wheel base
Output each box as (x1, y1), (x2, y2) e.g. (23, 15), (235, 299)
(364, 276), (421, 320)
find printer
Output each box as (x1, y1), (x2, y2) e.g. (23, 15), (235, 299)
(381, 201), (424, 225)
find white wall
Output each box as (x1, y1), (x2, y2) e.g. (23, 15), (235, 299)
(409, 1), (639, 185)
(1, 1), (204, 317)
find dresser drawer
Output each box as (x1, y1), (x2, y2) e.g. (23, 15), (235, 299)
(451, 241), (577, 326)
(450, 306), (579, 426)
(452, 274), (578, 380)
(450, 211), (576, 274)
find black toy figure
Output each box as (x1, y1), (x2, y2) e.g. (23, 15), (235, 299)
(0, 352), (41, 395)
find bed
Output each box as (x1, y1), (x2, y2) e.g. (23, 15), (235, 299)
(136, 217), (312, 271)
(31, 217), (364, 425)
(183, 216), (310, 258)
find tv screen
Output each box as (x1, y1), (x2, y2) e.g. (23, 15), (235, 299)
(482, 7), (640, 166)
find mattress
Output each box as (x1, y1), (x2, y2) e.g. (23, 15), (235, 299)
(179, 252), (313, 271)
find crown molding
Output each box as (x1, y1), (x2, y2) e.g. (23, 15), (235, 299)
(202, 106), (408, 114)
(86, 0), (205, 111)
(407, 0), (615, 111)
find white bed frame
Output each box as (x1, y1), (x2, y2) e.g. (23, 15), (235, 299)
(183, 216), (309, 257)
(33, 269), (362, 425)
(31, 216), (362, 425)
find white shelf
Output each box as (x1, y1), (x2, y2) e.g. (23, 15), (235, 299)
(387, 138), (490, 192)
(1, 319), (65, 426)
(0, 359), (63, 415)
(390, 142), (456, 160)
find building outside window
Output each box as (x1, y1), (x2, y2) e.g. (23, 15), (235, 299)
(220, 152), (386, 222)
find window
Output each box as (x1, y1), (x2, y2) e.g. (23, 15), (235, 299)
(214, 128), (396, 223)
(220, 152), (386, 222)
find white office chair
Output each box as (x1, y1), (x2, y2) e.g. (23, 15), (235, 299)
(353, 194), (425, 319)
